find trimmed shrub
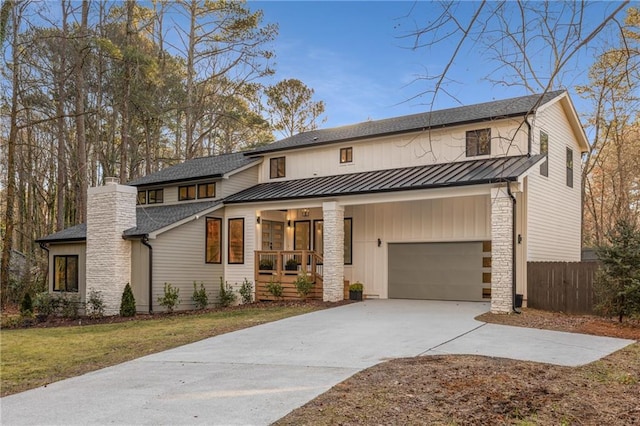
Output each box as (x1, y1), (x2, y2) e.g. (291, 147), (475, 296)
(266, 279), (283, 300)
(192, 282), (209, 309)
(120, 283), (137, 317)
(86, 290), (105, 318)
(294, 273), (313, 300)
(218, 277), (237, 307)
(158, 283), (181, 313)
(239, 278), (253, 304)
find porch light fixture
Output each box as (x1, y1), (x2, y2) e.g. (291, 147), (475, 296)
(256, 216), (261, 224)
(377, 238), (382, 247)
(300, 208), (310, 217)
(287, 220), (291, 227)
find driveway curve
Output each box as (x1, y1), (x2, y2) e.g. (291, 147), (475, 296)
(1, 300), (633, 425)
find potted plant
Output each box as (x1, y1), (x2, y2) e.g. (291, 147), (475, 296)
(285, 257), (299, 271)
(349, 282), (364, 301)
(259, 258), (274, 271)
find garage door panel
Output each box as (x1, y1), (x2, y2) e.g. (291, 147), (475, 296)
(388, 242), (485, 301)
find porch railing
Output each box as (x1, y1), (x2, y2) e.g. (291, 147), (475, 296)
(255, 250), (324, 300)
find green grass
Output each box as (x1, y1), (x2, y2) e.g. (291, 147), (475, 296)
(0, 305), (321, 396)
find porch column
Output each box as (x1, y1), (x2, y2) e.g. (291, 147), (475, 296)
(322, 201), (344, 302)
(490, 186), (513, 314)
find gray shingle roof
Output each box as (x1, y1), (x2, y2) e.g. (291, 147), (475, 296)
(247, 91), (565, 155)
(127, 152), (260, 187)
(36, 224), (87, 243)
(224, 155), (544, 203)
(37, 201), (223, 242)
(124, 200), (223, 236)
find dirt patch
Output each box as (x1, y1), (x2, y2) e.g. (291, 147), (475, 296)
(277, 308), (640, 426)
(476, 308), (640, 340)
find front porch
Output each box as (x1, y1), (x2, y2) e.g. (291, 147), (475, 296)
(254, 250), (350, 301)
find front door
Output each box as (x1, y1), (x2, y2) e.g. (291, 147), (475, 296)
(262, 220), (284, 250)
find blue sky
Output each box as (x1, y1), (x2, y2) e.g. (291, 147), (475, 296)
(248, 1), (631, 130)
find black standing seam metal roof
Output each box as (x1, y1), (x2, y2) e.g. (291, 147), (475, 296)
(224, 154), (544, 204)
(246, 91), (565, 155)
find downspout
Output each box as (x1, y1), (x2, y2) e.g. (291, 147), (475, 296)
(141, 236), (153, 314)
(38, 242), (50, 291)
(525, 115), (532, 156)
(505, 182), (521, 314)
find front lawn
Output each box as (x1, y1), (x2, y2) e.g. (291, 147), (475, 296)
(0, 303), (326, 397)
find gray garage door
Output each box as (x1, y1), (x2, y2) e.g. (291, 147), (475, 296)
(388, 242), (485, 301)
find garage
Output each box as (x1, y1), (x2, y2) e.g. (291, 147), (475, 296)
(388, 242), (487, 301)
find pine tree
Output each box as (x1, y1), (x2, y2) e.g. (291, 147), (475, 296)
(594, 219), (640, 322)
(120, 283), (136, 317)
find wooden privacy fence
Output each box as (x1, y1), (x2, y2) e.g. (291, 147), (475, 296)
(527, 261), (600, 314)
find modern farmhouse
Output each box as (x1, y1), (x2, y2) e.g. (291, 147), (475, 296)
(37, 90), (588, 314)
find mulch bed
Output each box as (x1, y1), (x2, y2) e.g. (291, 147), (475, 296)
(276, 308), (640, 426)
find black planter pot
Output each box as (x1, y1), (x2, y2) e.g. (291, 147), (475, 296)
(349, 290), (363, 301)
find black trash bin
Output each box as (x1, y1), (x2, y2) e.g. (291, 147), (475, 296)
(515, 294), (523, 308)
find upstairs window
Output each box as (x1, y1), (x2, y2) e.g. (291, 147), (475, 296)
(540, 131), (549, 177)
(137, 191), (147, 205)
(270, 157), (286, 178)
(198, 183), (216, 199)
(147, 189), (163, 204)
(54, 255), (78, 292)
(566, 147), (573, 188)
(340, 147), (353, 163)
(466, 128), (491, 157)
(179, 185), (196, 201)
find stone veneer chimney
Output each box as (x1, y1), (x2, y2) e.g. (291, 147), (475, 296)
(86, 178), (137, 315)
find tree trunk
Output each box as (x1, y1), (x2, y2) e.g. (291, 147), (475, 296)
(74, 0), (89, 223)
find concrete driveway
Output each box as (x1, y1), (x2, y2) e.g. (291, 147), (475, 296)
(1, 300), (634, 425)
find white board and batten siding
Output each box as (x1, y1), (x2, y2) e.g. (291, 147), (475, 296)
(151, 215), (224, 312)
(527, 100), (583, 262)
(350, 195), (490, 299)
(259, 118), (529, 183)
(222, 205), (257, 293)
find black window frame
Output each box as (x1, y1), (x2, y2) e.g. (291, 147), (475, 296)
(540, 131), (549, 177)
(147, 189), (164, 204)
(53, 255), (79, 292)
(198, 182), (216, 199)
(270, 157), (286, 179)
(566, 147), (573, 188)
(466, 128), (491, 157)
(227, 218), (245, 264)
(344, 218), (353, 265)
(178, 185), (196, 201)
(340, 147), (353, 164)
(205, 217), (222, 264)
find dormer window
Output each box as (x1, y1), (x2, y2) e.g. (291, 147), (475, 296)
(147, 189), (163, 204)
(270, 157), (286, 178)
(466, 128), (491, 157)
(340, 147), (353, 163)
(179, 185), (196, 201)
(198, 183), (216, 199)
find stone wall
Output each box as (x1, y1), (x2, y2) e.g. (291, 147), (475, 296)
(322, 201), (344, 302)
(86, 182), (137, 315)
(490, 186), (514, 314)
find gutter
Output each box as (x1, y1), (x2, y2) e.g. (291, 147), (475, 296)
(525, 115), (532, 156)
(141, 236), (153, 314)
